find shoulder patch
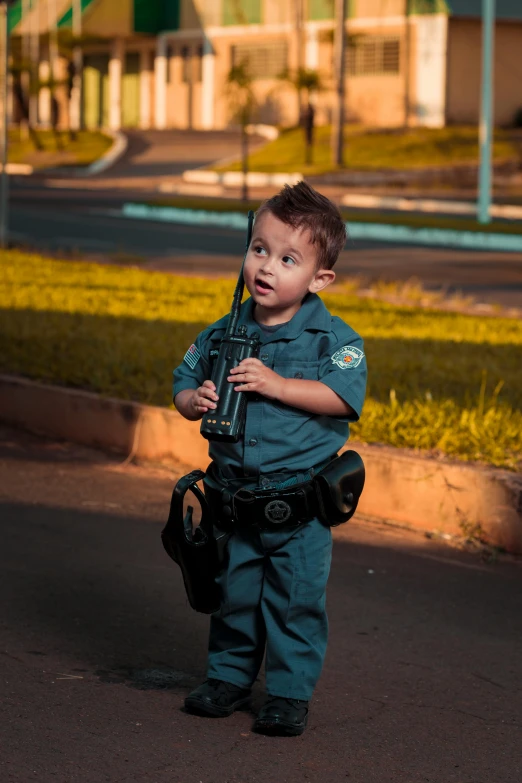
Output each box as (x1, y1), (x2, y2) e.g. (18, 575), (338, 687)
(183, 343), (201, 370)
(331, 345), (364, 369)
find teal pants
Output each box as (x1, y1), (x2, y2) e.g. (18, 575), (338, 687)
(207, 518), (333, 701)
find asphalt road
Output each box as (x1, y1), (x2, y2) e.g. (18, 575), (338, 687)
(5, 127), (522, 309)
(1, 425), (521, 783)
(8, 179), (522, 310)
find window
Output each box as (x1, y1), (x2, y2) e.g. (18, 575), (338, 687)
(346, 36), (401, 76)
(309, 0), (335, 20)
(194, 45), (203, 83)
(223, 0), (261, 25)
(181, 46), (191, 83)
(166, 44), (174, 84)
(231, 41), (288, 79)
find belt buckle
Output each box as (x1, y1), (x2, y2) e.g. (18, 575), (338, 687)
(232, 486), (312, 530)
(259, 488), (307, 530)
(263, 496), (294, 527)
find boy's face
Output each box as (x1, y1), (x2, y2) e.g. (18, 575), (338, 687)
(243, 211), (335, 324)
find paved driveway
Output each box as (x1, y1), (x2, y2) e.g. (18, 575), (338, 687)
(1, 425), (521, 783)
(97, 128), (265, 181)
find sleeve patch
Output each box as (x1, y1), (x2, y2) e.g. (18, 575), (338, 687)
(183, 343), (201, 370)
(331, 345), (364, 369)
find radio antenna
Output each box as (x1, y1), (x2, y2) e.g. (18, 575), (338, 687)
(225, 210), (254, 338)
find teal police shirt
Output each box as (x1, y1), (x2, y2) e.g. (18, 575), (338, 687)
(173, 293), (367, 482)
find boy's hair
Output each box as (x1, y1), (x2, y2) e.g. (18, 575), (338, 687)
(255, 181), (347, 270)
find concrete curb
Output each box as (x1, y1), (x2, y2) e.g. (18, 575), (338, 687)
(75, 129), (128, 177)
(342, 193), (522, 221)
(27, 131), (128, 180)
(122, 202), (249, 231)
(347, 222), (522, 253)
(121, 202), (522, 253)
(2, 374), (521, 554)
(182, 169), (302, 188)
(309, 159), (520, 188)
(0, 163), (33, 175)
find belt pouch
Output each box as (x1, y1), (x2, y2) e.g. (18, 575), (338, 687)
(313, 450), (365, 526)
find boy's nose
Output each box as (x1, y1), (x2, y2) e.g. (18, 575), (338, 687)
(260, 255), (277, 274)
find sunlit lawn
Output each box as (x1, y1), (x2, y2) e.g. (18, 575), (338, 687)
(216, 125), (519, 176)
(1, 250), (521, 469)
(8, 129), (112, 169)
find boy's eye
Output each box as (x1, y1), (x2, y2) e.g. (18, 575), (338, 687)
(254, 245), (267, 256)
(282, 256), (296, 266)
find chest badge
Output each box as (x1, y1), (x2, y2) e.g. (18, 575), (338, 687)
(331, 345), (364, 369)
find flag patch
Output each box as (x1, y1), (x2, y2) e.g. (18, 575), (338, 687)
(183, 343), (201, 370)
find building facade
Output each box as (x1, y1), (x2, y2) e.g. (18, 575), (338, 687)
(8, 0), (522, 132)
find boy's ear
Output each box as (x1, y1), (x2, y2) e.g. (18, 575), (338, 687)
(309, 268), (336, 294)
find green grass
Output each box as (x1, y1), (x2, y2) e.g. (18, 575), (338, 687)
(1, 250), (521, 470)
(215, 125), (519, 176)
(8, 129), (112, 169)
(147, 195), (522, 236)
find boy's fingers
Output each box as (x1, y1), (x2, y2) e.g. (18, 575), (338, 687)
(233, 375), (255, 385)
(198, 387), (218, 400)
(236, 360), (257, 370)
(234, 358), (261, 370)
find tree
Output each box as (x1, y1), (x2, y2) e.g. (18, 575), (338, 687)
(332, 0), (347, 166)
(226, 59), (256, 202)
(8, 36), (42, 149)
(282, 67), (323, 165)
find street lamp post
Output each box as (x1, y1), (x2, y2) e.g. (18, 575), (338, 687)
(0, 0), (10, 249)
(71, 0), (83, 135)
(332, 0), (347, 166)
(478, 0), (495, 224)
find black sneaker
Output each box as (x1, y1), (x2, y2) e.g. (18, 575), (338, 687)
(184, 678), (251, 718)
(253, 696), (309, 736)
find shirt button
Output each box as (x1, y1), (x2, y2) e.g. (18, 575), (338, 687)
(249, 438), (258, 447)
(294, 371), (303, 379)
(260, 353), (269, 361)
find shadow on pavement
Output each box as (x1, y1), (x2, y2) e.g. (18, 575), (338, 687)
(2, 487), (522, 781)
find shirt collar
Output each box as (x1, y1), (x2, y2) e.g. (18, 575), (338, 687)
(238, 293), (331, 344)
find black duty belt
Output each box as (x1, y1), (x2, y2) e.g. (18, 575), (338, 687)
(204, 479), (323, 531)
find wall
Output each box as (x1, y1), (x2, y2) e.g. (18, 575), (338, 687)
(353, 0), (407, 18)
(413, 13), (447, 126)
(446, 18), (522, 126)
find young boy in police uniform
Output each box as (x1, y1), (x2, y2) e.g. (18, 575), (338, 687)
(173, 181), (366, 736)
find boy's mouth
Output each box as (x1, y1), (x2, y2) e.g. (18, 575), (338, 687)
(255, 277), (273, 294)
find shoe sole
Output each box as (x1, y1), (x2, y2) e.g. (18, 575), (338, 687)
(253, 719), (306, 737)
(184, 694), (251, 718)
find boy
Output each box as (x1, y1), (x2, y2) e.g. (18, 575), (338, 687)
(173, 181), (366, 736)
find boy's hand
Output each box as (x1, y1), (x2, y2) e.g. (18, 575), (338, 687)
(228, 358), (285, 400)
(191, 380), (219, 415)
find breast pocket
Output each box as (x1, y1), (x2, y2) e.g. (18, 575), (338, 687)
(270, 361), (320, 417)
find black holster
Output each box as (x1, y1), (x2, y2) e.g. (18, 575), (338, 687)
(161, 452), (365, 614)
(161, 470), (228, 614)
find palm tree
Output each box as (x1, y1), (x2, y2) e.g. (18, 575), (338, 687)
(279, 67), (323, 165)
(226, 59), (256, 201)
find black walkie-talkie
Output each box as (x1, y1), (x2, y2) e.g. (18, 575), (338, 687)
(200, 211), (260, 443)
